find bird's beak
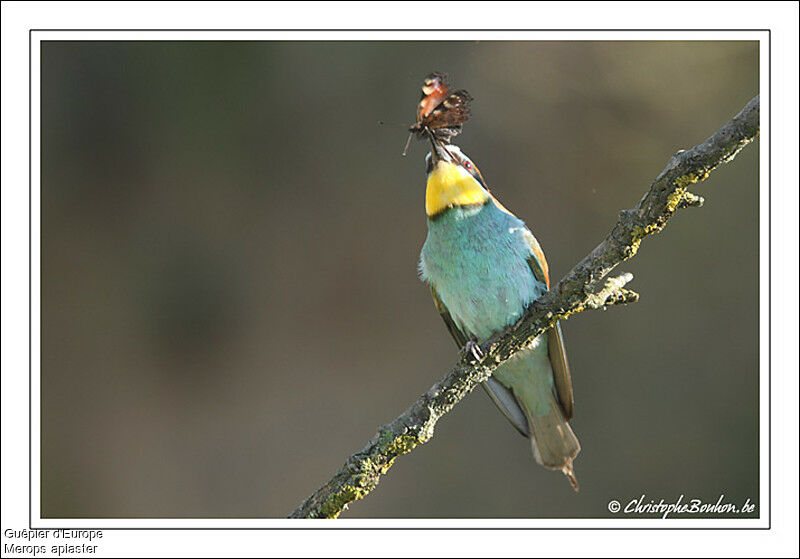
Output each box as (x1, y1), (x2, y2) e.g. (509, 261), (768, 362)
(428, 134), (453, 166)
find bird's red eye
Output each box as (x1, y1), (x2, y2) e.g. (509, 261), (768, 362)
(463, 160), (472, 170)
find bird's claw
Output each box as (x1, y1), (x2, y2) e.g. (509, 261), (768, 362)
(462, 338), (485, 363)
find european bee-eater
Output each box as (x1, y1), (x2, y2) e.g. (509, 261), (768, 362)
(418, 139), (580, 490)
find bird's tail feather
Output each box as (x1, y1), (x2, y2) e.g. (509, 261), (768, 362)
(525, 392), (581, 491)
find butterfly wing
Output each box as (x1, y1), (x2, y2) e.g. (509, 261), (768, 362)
(416, 72), (450, 122)
(424, 90), (473, 130)
(410, 71), (473, 144)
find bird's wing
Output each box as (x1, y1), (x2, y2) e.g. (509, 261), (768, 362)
(523, 229), (550, 288)
(524, 230), (575, 420)
(429, 285), (468, 348)
(548, 321), (574, 420)
(429, 285), (530, 437)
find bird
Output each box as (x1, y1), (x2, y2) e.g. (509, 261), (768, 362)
(417, 137), (581, 491)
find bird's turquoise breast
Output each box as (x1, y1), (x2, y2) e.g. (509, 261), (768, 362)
(419, 202), (547, 341)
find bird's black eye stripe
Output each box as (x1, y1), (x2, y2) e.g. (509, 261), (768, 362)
(461, 157), (488, 189)
(461, 158), (479, 179)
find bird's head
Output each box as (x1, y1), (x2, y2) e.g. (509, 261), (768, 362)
(424, 138), (490, 218)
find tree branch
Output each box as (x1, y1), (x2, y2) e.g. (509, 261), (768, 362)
(288, 95), (760, 519)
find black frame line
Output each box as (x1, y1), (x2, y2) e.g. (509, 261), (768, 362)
(28, 28), (770, 531)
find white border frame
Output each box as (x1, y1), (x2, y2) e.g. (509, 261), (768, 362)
(28, 29), (769, 530)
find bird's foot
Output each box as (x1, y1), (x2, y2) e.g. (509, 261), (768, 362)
(461, 337), (485, 363)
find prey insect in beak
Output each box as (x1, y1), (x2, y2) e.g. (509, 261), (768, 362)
(403, 72), (472, 157)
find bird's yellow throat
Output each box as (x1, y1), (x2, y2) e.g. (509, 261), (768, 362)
(425, 161), (490, 217)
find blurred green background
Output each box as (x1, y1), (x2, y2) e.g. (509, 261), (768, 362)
(41, 40), (759, 518)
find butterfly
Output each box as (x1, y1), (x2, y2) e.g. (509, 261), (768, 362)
(403, 72), (473, 155)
